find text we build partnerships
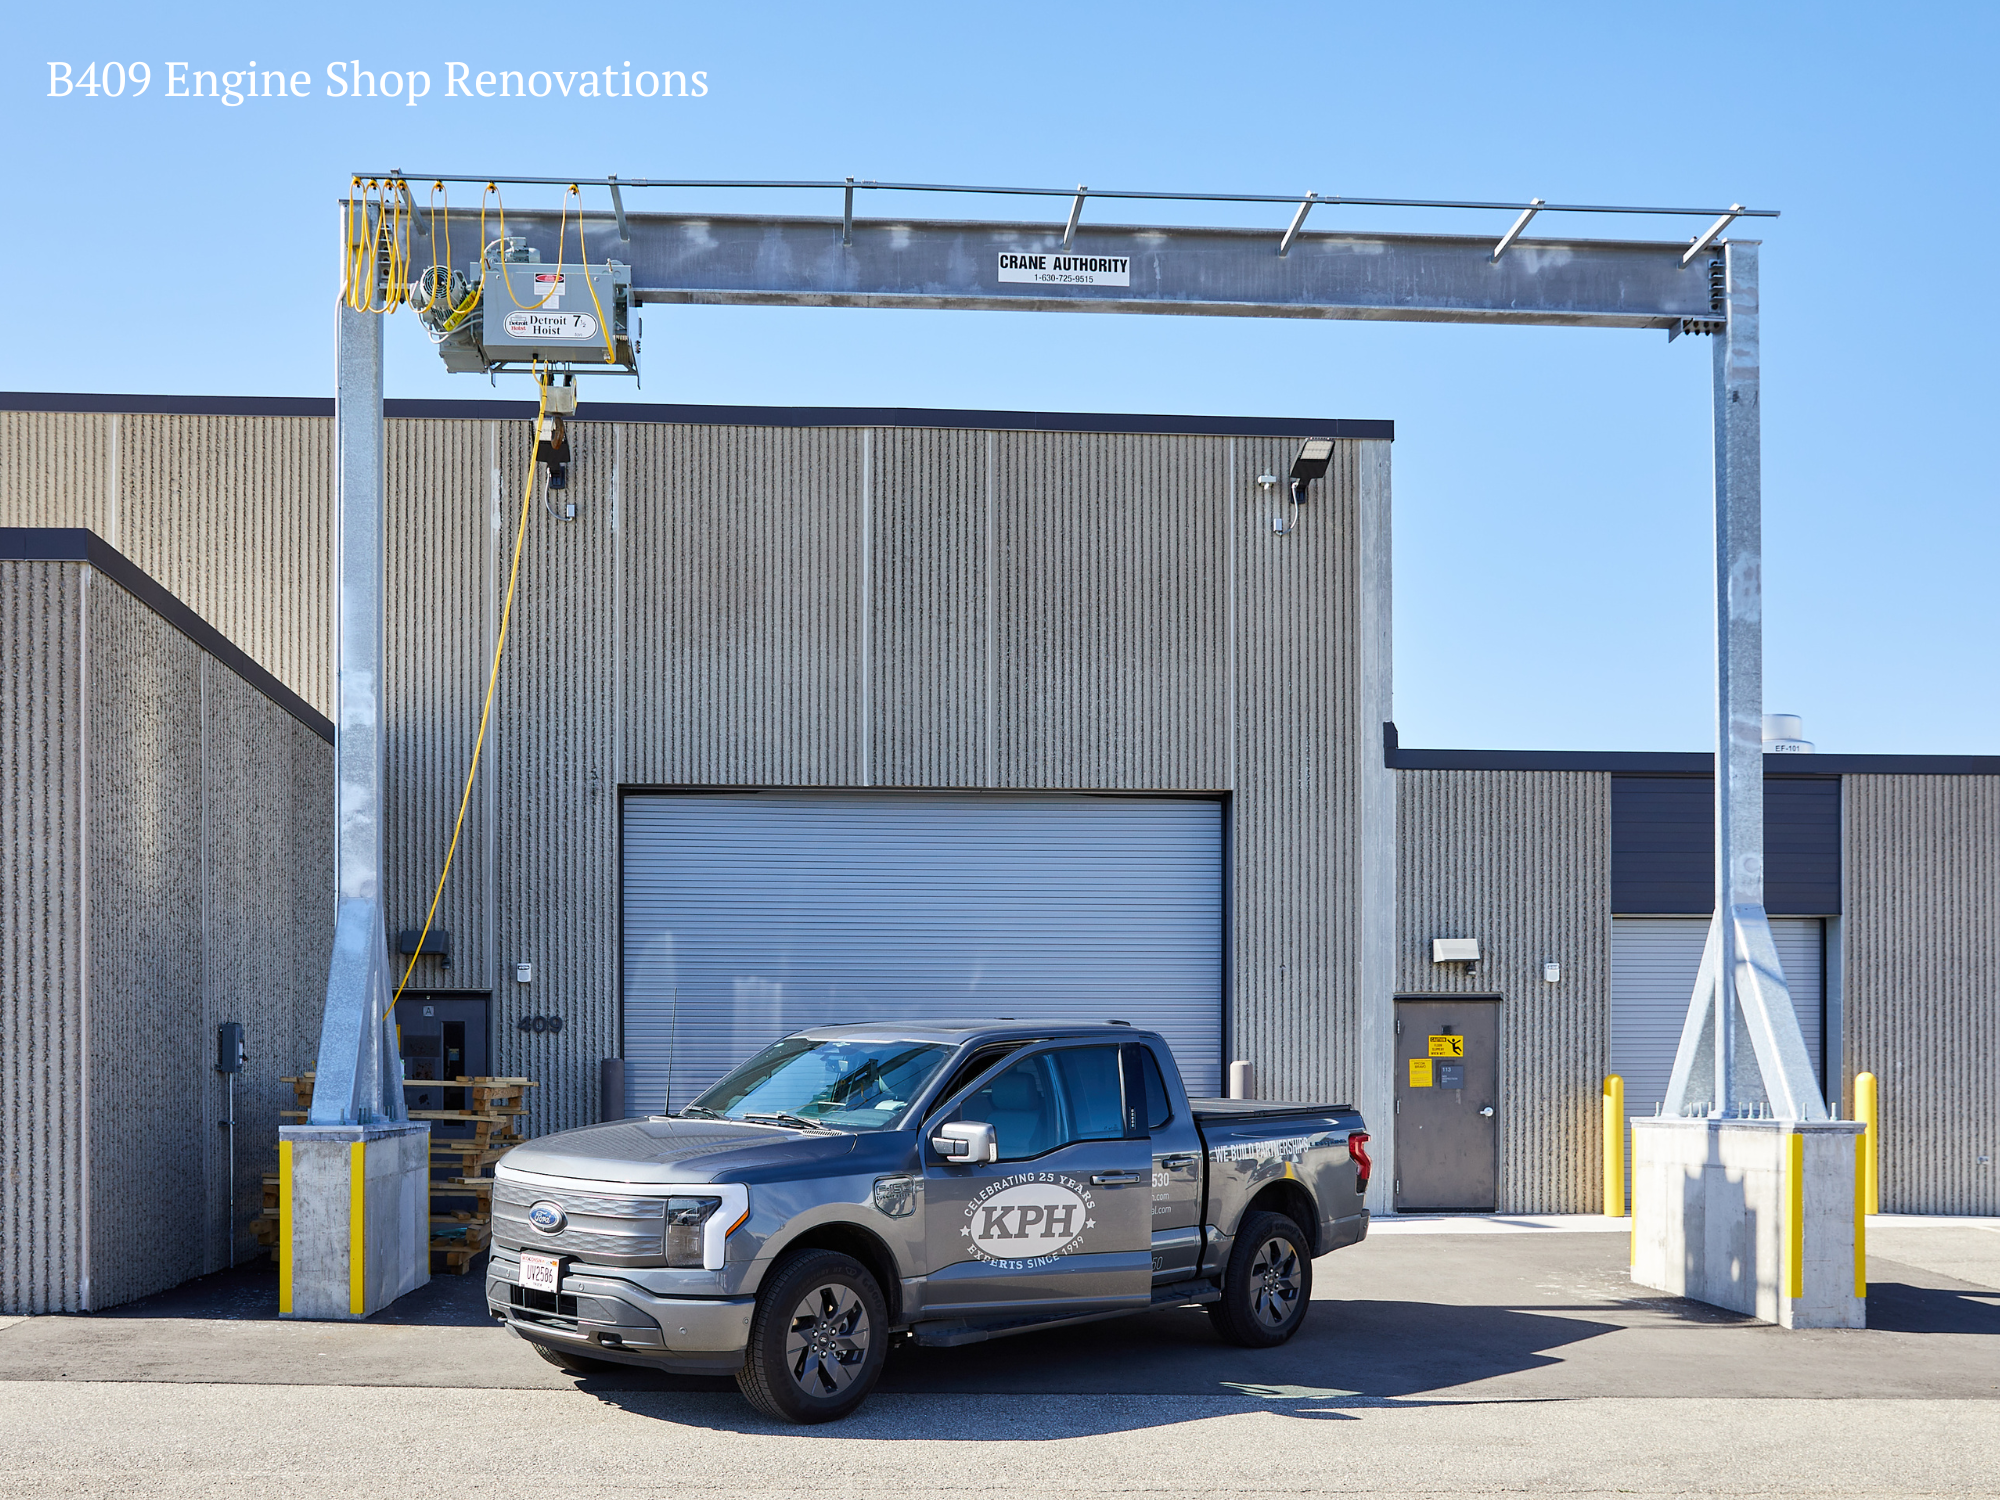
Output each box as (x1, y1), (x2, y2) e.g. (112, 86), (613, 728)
(46, 60), (708, 107)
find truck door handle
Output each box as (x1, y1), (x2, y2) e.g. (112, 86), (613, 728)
(1479, 1106), (1495, 1117)
(1091, 1172), (1142, 1185)
(1159, 1154), (1198, 1170)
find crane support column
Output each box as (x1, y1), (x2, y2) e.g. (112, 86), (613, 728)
(1632, 241), (1864, 1329)
(279, 295), (429, 1321)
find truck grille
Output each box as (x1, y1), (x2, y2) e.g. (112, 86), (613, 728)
(494, 1180), (667, 1264)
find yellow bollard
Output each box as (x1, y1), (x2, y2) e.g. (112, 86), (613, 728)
(1603, 1074), (1625, 1217)
(1855, 1071), (1879, 1215)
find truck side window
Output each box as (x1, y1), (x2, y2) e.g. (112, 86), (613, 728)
(932, 1042), (1027, 1111)
(959, 1046), (1126, 1160)
(961, 1054), (1061, 1160)
(1138, 1047), (1173, 1131)
(1050, 1047), (1126, 1143)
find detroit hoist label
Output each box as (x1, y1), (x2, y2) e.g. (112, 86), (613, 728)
(996, 252), (1131, 287)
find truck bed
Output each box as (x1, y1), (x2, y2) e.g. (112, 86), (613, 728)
(1188, 1098), (1357, 1124)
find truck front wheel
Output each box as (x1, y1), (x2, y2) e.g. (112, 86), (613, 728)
(1208, 1210), (1313, 1348)
(736, 1249), (888, 1423)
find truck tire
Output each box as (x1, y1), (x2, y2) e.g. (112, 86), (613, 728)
(736, 1249), (888, 1424)
(1207, 1210), (1313, 1348)
(530, 1341), (620, 1375)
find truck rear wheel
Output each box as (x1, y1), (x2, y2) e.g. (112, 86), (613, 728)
(736, 1249), (888, 1423)
(1207, 1210), (1313, 1348)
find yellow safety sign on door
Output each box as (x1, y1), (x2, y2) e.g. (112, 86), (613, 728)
(1428, 1035), (1464, 1058)
(1408, 1058), (1434, 1087)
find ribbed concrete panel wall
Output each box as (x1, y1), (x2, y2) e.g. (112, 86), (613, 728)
(870, 428), (990, 788)
(200, 664), (323, 1268)
(622, 423), (865, 786)
(0, 412), (115, 535)
(1, 553), (332, 1313)
(384, 420), (494, 990)
(116, 416), (336, 718)
(0, 563), (86, 1313)
(493, 421), (621, 1134)
(993, 434), (1228, 790)
(1395, 770), (1612, 1213)
(1230, 437), (1378, 1112)
(81, 576), (207, 1309)
(1844, 775), (2000, 1215)
(1, 413), (334, 715)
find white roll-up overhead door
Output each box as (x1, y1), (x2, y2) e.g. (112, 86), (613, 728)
(1610, 916), (1825, 1121)
(621, 791), (1224, 1116)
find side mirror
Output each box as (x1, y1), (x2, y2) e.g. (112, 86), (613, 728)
(931, 1121), (997, 1164)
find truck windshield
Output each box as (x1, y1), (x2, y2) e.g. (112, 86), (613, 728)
(686, 1039), (952, 1132)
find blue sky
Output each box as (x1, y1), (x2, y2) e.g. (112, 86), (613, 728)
(10, 3), (1996, 754)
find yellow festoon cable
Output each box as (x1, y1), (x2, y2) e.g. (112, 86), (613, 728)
(570, 183), (619, 366)
(483, 184), (574, 311)
(343, 177), (416, 313)
(392, 373), (550, 1003)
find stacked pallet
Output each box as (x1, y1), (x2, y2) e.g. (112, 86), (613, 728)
(264, 1074), (537, 1274)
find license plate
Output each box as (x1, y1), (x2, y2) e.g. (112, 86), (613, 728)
(519, 1252), (561, 1293)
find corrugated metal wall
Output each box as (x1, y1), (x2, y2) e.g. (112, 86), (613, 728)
(0, 412), (338, 720)
(1, 562), (87, 1313)
(1844, 774), (2000, 1215)
(3, 410), (1394, 1170)
(0, 557), (331, 1313)
(1395, 770), (1613, 1212)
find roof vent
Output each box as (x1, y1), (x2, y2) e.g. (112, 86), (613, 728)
(1763, 714), (1815, 754)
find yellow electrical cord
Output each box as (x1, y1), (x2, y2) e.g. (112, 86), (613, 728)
(392, 372), (550, 1004)
(483, 184), (574, 311)
(569, 183), (619, 366)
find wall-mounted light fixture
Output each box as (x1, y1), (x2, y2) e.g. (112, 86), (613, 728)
(1272, 438), (1335, 537)
(1544, 961), (1562, 984)
(1432, 937), (1480, 975)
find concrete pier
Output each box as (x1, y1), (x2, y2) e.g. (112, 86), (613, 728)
(278, 1122), (430, 1320)
(1631, 1117), (1866, 1329)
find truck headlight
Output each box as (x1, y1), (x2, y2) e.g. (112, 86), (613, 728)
(665, 1197), (724, 1267)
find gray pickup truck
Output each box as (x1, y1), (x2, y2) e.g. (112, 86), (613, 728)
(486, 1021), (1370, 1421)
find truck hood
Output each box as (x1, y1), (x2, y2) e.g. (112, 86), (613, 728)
(497, 1117), (857, 1184)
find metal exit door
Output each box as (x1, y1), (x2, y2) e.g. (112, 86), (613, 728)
(394, 993), (491, 1120)
(1394, 999), (1499, 1212)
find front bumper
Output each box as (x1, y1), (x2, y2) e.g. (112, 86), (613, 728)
(487, 1245), (754, 1375)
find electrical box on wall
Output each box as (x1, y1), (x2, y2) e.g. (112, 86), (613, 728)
(424, 239), (636, 377)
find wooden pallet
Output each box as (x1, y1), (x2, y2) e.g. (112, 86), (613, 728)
(272, 1074), (531, 1277)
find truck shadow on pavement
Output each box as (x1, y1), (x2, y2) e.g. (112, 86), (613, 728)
(573, 1298), (1626, 1435)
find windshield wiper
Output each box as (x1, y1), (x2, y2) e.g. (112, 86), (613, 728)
(741, 1111), (835, 1132)
(677, 1105), (726, 1120)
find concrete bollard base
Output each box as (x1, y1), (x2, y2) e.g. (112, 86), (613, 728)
(1631, 1117), (1866, 1329)
(278, 1122), (431, 1320)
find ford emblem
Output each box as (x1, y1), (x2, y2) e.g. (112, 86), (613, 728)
(527, 1201), (567, 1234)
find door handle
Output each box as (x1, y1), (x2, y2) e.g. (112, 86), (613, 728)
(1159, 1154), (1198, 1170)
(1479, 1106), (1495, 1117)
(1091, 1172), (1143, 1185)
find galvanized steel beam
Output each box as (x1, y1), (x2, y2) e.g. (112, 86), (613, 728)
(1663, 241), (1825, 1123)
(423, 208), (1735, 329)
(311, 298), (407, 1128)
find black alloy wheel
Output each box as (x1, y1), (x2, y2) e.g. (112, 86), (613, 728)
(1207, 1209), (1314, 1348)
(736, 1249), (889, 1423)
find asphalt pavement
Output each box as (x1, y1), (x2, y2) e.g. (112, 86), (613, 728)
(2, 1220), (1995, 1497)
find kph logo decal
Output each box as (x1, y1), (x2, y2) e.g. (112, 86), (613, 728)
(963, 1175), (1095, 1267)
